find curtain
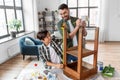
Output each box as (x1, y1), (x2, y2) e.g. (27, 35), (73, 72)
(97, 0), (109, 42)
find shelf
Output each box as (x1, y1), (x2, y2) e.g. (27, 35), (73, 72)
(38, 11), (58, 31)
(66, 48), (96, 58)
(64, 61), (97, 79)
(66, 61), (93, 71)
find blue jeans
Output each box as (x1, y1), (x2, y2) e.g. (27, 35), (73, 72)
(67, 54), (77, 63)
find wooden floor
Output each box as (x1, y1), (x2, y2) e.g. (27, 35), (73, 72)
(0, 55), (35, 80)
(97, 42), (120, 73)
(0, 42), (120, 80)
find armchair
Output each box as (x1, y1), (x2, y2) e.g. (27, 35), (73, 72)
(19, 36), (42, 60)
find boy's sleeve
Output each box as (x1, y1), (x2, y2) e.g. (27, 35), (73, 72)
(39, 46), (52, 69)
(39, 47), (47, 63)
(39, 48), (52, 69)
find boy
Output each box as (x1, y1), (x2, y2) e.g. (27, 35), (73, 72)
(37, 30), (63, 69)
(37, 30), (77, 69)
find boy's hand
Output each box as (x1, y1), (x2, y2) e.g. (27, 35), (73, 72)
(56, 64), (64, 69)
(46, 62), (64, 69)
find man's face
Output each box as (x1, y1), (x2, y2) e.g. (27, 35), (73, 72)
(59, 8), (69, 20)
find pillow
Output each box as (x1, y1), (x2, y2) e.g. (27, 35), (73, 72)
(25, 37), (35, 45)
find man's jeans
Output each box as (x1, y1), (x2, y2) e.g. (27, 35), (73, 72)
(67, 54), (77, 63)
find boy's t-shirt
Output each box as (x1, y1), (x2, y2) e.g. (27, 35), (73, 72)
(39, 40), (63, 66)
(47, 44), (61, 64)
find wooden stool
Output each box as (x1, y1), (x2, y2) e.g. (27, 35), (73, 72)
(62, 23), (99, 80)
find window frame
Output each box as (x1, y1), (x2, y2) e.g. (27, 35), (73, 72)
(0, 0), (25, 39)
(66, 0), (99, 28)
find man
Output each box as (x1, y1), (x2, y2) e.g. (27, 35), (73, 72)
(57, 4), (87, 48)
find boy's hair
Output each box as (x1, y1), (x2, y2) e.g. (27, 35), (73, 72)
(58, 3), (68, 10)
(37, 30), (48, 40)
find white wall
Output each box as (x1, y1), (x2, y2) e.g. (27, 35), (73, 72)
(105, 0), (120, 41)
(36, 0), (67, 11)
(23, 0), (39, 33)
(37, 0), (60, 11)
(0, 32), (35, 64)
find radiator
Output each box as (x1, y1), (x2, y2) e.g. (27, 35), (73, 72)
(7, 43), (20, 57)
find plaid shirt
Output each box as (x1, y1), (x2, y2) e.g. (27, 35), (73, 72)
(39, 40), (63, 67)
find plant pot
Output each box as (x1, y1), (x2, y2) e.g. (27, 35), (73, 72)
(11, 31), (17, 38)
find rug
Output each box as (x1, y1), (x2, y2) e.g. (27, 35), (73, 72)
(17, 60), (120, 80)
(17, 60), (72, 80)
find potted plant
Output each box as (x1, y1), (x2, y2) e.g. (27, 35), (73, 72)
(8, 19), (21, 38)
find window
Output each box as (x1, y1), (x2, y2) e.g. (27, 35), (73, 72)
(66, 0), (99, 27)
(0, 0), (25, 39)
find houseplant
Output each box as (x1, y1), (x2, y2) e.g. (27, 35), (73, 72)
(8, 19), (21, 38)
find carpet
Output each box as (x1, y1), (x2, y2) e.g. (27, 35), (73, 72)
(17, 60), (72, 80)
(17, 60), (120, 80)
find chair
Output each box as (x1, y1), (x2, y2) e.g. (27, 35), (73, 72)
(62, 22), (99, 80)
(19, 36), (42, 60)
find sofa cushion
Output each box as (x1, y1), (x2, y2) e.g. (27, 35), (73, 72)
(25, 37), (35, 45)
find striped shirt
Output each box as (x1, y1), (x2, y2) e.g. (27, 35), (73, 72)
(39, 40), (63, 68)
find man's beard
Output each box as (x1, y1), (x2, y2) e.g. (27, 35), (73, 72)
(63, 17), (69, 21)
(63, 16), (70, 21)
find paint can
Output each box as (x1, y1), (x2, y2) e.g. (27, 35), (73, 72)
(97, 61), (103, 72)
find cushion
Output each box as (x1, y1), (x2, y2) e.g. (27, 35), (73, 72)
(25, 37), (35, 45)
(37, 45), (42, 48)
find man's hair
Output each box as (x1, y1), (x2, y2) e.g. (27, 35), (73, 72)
(58, 3), (68, 10)
(37, 30), (48, 40)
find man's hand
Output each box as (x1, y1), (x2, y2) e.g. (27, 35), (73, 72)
(82, 21), (86, 27)
(76, 19), (87, 36)
(62, 22), (67, 29)
(69, 18), (87, 39)
(76, 19), (86, 28)
(76, 19), (82, 27)
(82, 21), (87, 36)
(83, 28), (87, 36)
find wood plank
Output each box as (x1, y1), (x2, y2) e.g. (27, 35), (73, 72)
(66, 48), (97, 57)
(82, 68), (97, 79)
(64, 66), (80, 79)
(64, 63), (96, 79)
